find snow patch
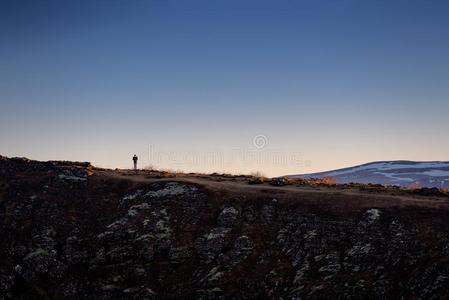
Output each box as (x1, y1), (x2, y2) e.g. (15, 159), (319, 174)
(422, 170), (449, 177)
(373, 172), (415, 182)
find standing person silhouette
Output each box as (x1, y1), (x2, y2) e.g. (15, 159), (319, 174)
(132, 154), (138, 171)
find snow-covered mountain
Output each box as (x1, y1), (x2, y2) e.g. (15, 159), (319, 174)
(289, 161), (449, 189)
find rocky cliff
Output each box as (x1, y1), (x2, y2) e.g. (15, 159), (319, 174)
(1, 156), (449, 299)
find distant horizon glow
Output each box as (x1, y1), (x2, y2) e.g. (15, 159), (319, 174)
(1, 0), (448, 177)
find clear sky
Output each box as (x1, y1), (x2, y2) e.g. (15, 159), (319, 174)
(1, 0), (448, 176)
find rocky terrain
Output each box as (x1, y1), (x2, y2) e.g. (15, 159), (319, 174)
(2, 156), (449, 299)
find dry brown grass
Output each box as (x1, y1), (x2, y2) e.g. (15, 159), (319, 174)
(250, 171), (268, 179)
(287, 177), (337, 186)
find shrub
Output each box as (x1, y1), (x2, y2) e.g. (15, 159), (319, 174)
(248, 171), (267, 184)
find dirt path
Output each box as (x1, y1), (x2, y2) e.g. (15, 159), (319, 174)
(95, 170), (449, 210)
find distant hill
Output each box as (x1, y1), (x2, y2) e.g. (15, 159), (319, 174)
(289, 161), (449, 189)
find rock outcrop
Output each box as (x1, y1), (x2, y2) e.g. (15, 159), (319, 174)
(1, 157), (449, 299)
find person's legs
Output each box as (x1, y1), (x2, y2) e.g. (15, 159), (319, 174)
(133, 161), (137, 170)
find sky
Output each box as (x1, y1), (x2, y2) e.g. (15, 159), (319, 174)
(1, 0), (448, 176)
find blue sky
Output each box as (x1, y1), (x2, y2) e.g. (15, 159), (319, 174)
(1, 0), (448, 176)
